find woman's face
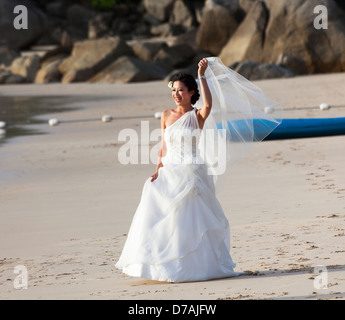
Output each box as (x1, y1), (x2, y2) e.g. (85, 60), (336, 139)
(171, 81), (194, 107)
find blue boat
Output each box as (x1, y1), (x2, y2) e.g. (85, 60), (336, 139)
(218, 117), (345, 141)
(262, 117), (345, 140)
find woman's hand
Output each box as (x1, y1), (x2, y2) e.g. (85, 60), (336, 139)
(198, 58), (208, 76)
(150, 171), (159, 182)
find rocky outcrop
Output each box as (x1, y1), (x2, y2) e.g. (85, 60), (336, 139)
(58, 37), (133, 83)
(261, 0), (345, 73)
(2, 0), (345, 85)
(220, 0), (345, 74)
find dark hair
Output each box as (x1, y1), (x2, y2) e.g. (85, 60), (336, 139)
(171, 73), (200, 105)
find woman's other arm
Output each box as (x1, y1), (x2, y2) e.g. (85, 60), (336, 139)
(150, 110), (167, 182)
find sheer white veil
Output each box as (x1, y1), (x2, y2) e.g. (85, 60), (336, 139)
(194, 57), (283, 193)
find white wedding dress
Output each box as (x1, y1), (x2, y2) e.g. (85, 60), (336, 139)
(115, 108), (242, 282)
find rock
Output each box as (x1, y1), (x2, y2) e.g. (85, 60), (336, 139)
(233, 61), (294, 80)
(59, 30), (74, 47)
(0, 69), (26, 84)
(172, 28), (199, 51)
(48, 118), (60, 126)
(239, 0), (257, 13)
(335, 0), (345, 11)
(276, 53), (308, 75)
(88, 56), (169, 83)
(0, 45), (20, 67)
(10, 55), (40, 82)
(58, 37), (133, 83)
(88, 13), (113, 40)
(45, 1), (67, 18)
(39, 46), (72, 68)
(0, 69), (12, 83)
(260, 0), (345, 73)
(219, 0), (345, 74)
(153, 43), (196, 70)
(131, 41), (168, 62)
(101, 115), (113, 123)
(143, 13), (161, 26)
(196, 0), (245, 55)
(319, 103), (331, 111)
(219, 1), (268, 66)
(154, 112), (162, 119)
(194, 1), (204, 24)
(143, 0), (176, 22)
(169, 0), (196, 29)
(264, 106), (274, 114)
(35, 59), (62, 83)
(67, 4), (97, 40)
(0, 0), (49, 50)
(132, 21), (152, 39)
(6, 73), (26, 84)
(150, 23), (185, 37)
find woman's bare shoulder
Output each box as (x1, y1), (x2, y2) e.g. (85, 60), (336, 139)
(161, 109), (174, 121)
(162, 109), (174, 116)
(160, 109), (173, 128)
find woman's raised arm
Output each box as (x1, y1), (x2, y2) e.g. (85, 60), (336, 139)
(197, 58), (212, 127)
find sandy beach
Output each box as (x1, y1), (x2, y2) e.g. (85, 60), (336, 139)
(1, 73), (345, 300)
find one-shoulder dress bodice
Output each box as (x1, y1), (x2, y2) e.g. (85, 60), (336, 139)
(163, 109), (202, 166)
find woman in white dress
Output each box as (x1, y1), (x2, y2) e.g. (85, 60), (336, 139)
(115, 58), (242, 282)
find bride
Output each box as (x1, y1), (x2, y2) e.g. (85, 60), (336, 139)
(115, 57), (281, 282)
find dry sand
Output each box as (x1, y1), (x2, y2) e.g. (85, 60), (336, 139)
(0, 73), (345, 300)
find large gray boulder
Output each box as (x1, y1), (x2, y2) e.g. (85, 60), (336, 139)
(220, 0), (345, 74)
(196, 0), (245, 55)
(0, 0), (48, 50)
(58, 37), (133, 83)
(89, 56), (169, 83)
(261, 0), (345, 73)
(219, 1), (268, 66)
